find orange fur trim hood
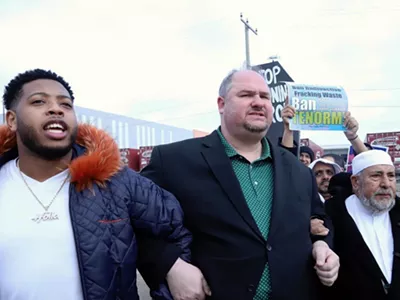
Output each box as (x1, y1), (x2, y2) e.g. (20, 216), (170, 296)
(0, 124), (122, 191)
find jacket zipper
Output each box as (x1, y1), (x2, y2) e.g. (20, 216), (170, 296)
(69, 184), (89, 300)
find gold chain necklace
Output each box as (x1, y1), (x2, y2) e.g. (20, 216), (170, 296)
(17, 159), (70, 224)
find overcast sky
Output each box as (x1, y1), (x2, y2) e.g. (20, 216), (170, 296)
(1, 0), (399, 146)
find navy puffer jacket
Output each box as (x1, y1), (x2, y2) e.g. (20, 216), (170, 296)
(0, 124), (191, 300)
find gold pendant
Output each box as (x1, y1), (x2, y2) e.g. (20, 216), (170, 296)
(31, 212), (59, 224)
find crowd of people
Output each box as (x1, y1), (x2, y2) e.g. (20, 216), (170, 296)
(0, 68), (396, 300)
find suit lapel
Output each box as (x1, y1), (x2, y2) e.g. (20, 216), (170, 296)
(201, 131), (264, 242)
(389, 200), (400, 290)
(339, 199), (390, 285)
(267, 143), (290, 240)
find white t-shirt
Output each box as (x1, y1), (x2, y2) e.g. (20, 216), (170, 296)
(0, 159), (84, 300)
(346, 194), (394, 283)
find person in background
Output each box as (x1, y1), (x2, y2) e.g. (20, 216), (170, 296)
(309, 157), (343, 237)
(322, 153), (346, 172)
(325, 150), (400, 299)
(299, 146), (315, 166)
(309, 158), (342, 203)
(0, 69), (208, 300)
(141, 69), (339, 300)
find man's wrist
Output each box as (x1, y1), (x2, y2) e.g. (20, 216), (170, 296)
(345, 130), (358, 140)
(313, 240), (328, 248)
(283, 125), (292, 132)
(167, 257), (183, 280)
(347, 135), (358, 141)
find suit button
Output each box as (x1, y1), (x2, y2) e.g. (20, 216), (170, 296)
(397, 222), (400, 227)
(394, 252), (400, 258)
(247, 284), (255, 293)
(266, 244), (272, 251)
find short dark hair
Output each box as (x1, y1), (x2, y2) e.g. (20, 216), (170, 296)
(3, 69), (74, 110)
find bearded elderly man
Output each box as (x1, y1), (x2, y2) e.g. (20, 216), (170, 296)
(141, 69), (339, 300)
(326, 150), (400, 300)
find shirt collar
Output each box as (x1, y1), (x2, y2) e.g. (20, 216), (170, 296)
(216, 127), (271, 160)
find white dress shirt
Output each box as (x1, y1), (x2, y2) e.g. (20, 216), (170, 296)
(346, 194), (394, 283)
(319, 193), (325, 203)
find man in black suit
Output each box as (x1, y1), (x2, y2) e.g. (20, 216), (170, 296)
(325, 150), (400, 300)
(141, 69), (339, 300)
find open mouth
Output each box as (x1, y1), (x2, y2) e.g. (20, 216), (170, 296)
(248, 112), (265, 117)
(42, 120), (68, 140)
(43, 121), (67, 133)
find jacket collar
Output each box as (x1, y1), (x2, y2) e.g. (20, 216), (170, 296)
(0, 124), (122, 191)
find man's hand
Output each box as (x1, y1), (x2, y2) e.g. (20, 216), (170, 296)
(312, 241), (340, 287)
(166, 258), (211, 300)
(310, 219), (329, 236)
(282, 103), (296, 129)
(343, 111), (359, 140)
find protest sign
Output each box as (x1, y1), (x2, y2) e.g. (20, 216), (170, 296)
(286, 83), (348, 131)
(346, 144), (388, 173)
(252, 61), (298, 145)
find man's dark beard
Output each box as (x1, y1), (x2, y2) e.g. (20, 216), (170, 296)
(17, 118), (77, 161)
(243, 109), (269, 133)
(244, 122), (269, 133)
(318, 179), (330, 194)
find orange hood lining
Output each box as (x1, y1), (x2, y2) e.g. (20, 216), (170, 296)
(0, 124), (122, 191)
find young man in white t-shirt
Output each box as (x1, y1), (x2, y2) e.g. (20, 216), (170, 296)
(0, 69), (210, 300)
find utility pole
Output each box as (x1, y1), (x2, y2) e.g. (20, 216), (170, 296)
(240, 13), (258, 69)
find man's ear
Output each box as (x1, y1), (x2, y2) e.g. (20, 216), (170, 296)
(351, 174), (361, 192)
(6, 110), (17, 132)
(217, 96), (225, 115)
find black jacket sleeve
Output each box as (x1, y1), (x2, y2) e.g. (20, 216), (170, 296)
(309, 168), (334, 247)
(137, 146), (189, 290)
(278, 137), (299, 157)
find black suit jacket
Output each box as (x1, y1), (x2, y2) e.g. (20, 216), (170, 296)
(326, 193), (400, 300)
(140, 131), (332, 300)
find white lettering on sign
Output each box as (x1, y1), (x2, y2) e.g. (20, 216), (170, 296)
(272, 104), (284, 123)
(271, 85), (286, 104)
(258, 65), (282, 85)
(292, 97), (317, 110)
(269, 85), (287, 123)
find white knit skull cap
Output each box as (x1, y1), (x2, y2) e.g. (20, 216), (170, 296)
(352, 150), (393, 175)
